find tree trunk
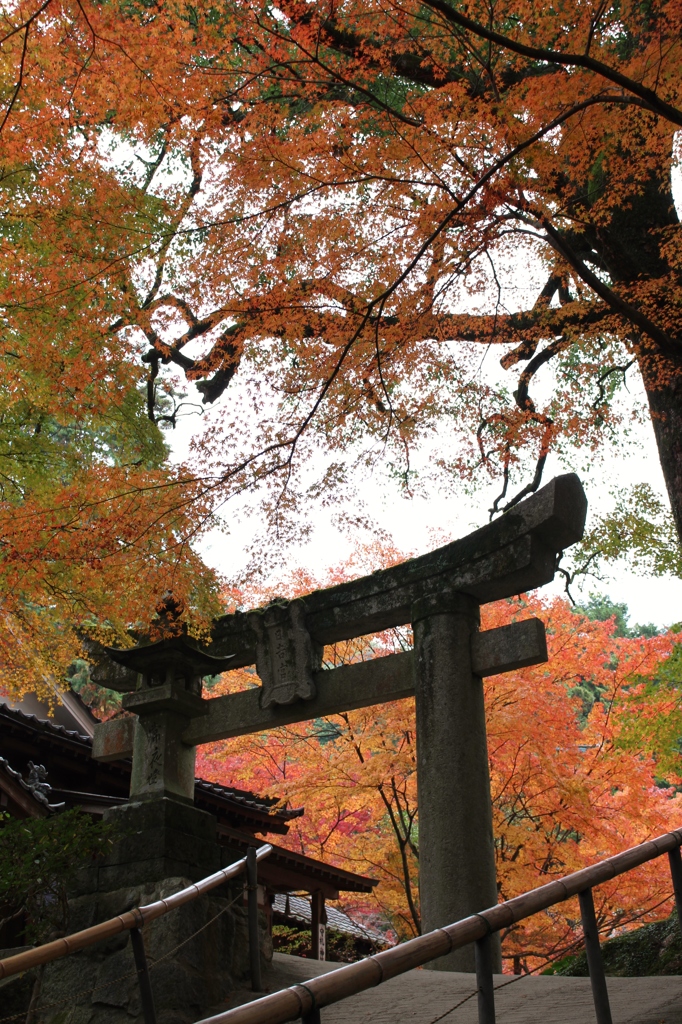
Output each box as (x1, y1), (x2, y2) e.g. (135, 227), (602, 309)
(639, 349), (682, 546)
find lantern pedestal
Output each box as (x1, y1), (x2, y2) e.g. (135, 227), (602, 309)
(97, 797), (221, 891)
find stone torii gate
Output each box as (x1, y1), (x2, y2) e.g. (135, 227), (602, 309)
(93, 473), (587, 971)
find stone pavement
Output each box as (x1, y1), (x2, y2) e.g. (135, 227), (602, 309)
(246, 952), (682, 1024)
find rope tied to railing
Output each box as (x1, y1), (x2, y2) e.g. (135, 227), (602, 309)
(0, 844), (273, 982)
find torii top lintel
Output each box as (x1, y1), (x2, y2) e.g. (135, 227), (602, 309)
(210, 473), (587, 667)
(91, 474), (586, 763)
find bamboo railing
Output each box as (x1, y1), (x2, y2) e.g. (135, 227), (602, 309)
(196, 828), (682, 1024)
(0, 843), (273, 981)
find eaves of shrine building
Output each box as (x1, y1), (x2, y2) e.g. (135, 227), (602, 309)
(0, 693), (376, 902)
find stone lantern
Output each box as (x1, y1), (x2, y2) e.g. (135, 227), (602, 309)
(104, 634), (234, 804)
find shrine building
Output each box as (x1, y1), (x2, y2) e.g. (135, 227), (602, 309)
(0, 690), (377, 957)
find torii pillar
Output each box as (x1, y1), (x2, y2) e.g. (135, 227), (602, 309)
(412, 592), (497, 970)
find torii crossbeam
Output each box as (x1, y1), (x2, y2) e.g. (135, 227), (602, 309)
(93, 473), (587, 971)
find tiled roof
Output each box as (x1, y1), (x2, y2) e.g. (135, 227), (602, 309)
(0, 703), (92, 745)
(0, 701), (300, 829)
(216, 825), (377, 893)
(194, 778), (303, 820)
(272, 893), (388, 944)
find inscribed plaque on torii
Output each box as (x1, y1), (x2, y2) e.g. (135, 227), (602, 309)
(247, 598), (320, 708)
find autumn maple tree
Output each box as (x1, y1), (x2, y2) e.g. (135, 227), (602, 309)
(1, 0), (681, 690)
(1, 0), (681, 589)
(196, 549), (682, 969)
(0, 299), (221, 697)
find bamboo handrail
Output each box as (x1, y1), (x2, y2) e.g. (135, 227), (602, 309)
(195, 827), (682, 1024)
(0, 843), (273, 981)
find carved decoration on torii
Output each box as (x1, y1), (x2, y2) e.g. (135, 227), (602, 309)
(247, 598), (320, 708)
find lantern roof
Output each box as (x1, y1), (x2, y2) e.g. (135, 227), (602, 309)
(104, 634), (234, 677)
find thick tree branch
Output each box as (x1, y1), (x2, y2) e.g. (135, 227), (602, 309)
(540, 219), (680, 358)
(141, 137), (204, 310)
(0, 22), (30, 135)
(421, 0), (682, 127)
(0, 0), (52, 45)
(515, 336), (572, 411)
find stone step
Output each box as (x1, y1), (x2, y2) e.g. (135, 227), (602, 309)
(237, 953), (682, 1024)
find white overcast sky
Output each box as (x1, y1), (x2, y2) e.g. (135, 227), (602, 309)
(168, 366), (682, 630)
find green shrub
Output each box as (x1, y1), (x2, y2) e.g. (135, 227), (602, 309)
(0, 810), (118, 944)
(272, 924), (380, 963)
(543, 915), (682, 976)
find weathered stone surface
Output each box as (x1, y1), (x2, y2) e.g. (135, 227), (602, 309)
(126, 710), (197, 803)
(31, 874), (267, 1024)
(85, 637), (138, 692)
(92, 636), (226, 802)
(184, 653), (416, 746)
(85, 798), (221, 893)
(97, 619), (549, 753)
(92, 717), (136, 763)
(412, 593), (501, 973)
(229, 956), (682, 1024)
(117, 684), (208, 803)
(470, 616), (547, 677)
(182, 618), (548, 746)
(247, 599), (320, 708)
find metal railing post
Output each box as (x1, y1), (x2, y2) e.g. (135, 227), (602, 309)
(246, 847), (262, 992)
(474, 933), (496, 1024)
(578, 888), (612, 1024)
(130, 927), (157, 1024)
(668, 845), (682, 933)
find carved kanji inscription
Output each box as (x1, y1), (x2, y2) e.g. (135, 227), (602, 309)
(248, 599), (320, 708)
